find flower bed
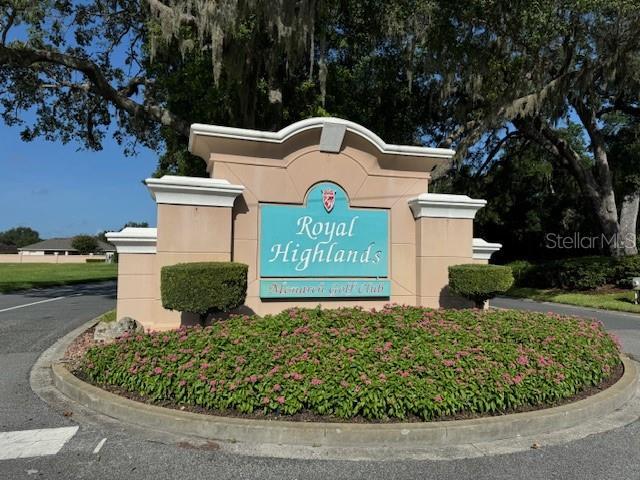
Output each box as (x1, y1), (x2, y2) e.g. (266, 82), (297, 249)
(80, 306), (621, 421)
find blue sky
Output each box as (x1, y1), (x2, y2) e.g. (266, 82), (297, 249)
(0, 124), (158, 238)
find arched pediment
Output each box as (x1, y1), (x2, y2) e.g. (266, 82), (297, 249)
(188, 117), (454, 175)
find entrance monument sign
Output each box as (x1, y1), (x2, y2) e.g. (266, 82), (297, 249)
(106, 118), (502, 330)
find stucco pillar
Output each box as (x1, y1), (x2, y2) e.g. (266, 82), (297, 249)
(105, 228), (158, 326)
(409, 193), (486, 308)
(472, 238), (502, 264)
(145, 175), (245, 330)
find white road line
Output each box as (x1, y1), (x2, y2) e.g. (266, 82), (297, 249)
(0, 426), (78, 460)
(93, 437), (107, 454)
(0, 296), (66, 314)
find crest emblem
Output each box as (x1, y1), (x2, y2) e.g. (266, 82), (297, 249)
(322, 189), (336, 213)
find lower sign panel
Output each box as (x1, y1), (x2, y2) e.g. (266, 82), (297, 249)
(260, 279), (391, 298)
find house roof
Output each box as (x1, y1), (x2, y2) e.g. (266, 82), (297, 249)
(19, 237), (116, 253)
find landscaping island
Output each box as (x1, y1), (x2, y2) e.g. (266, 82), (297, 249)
(78, 305), (621, 422)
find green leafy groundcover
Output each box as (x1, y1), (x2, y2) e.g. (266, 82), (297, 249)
(81, 306), (621, 421)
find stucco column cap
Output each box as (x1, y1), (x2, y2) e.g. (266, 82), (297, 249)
(472, 238), (503, 260)
(408, 193), (487, 219)
(106, 227), (157, 254)
(145, 175), (245, 207)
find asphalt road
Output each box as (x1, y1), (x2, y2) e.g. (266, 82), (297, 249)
(1, 286), (639, 479)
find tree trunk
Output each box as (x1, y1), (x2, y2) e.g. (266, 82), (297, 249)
(589, 185), (623, 256)
(619, 193), (639, 255)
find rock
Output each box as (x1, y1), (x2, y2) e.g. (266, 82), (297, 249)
(94, 316), (144, 343)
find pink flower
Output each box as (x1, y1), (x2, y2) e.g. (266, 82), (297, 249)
(292, 372), (303, 381)
(537, 356), (553, 367)
(276, 396), (285, 405)
(153, 367), (163, 375)
(272, 384), (282, 392)
(442, 359), (455, 367)
(512, 374), (524, 385)
(248, 375), (259, 383)
(310, 378), (323, 386)
(340, 380), (350, 388)
(378, 373), (387, 382)
(262, 396), (270, 405)
(555, 373), (565, 384)
(517, 355), (529, 366)
(178, 380), (187, 387)
(434, 395), (443, 403)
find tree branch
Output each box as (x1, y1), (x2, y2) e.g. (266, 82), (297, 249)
(473, 130), (521, 178)
(0, 44), (190, 137)
(513, 117), (601, 202)
(573, 97), (613, 190)
(597, 101), (640, 119)
(1, 7), (17, 46)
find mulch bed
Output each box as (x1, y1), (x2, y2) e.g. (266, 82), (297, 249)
(62, 327), (625, 424)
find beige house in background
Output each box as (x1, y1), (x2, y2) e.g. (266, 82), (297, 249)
(19, 238), (115, 256)
(0, 238), (115, 264)
(108, 118), (501, 331)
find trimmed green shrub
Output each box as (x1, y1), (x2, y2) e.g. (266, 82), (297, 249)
(81, 306), (621, 421)
(449, 264), (514, 307)
(612, 255), (640, 288)
(161, 262), (248, 323)
(85, 258), (106, 263)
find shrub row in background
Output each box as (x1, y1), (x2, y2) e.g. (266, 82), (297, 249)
(508, 255), (640, 290)
(81, 306), (620, 421)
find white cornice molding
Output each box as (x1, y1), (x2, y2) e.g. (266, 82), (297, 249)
(472, 238), (503, 260)
(408, 193), (487, 219)
(145, 175), (245, 207)
(189, 117), (456, 160)
(106, 228), (157, 254)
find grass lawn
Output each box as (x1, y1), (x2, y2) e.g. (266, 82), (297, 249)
(507, 286), (640, 314)
(0, 263), (117, 293)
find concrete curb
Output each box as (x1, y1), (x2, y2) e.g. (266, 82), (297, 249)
(50, 347), (638, 448)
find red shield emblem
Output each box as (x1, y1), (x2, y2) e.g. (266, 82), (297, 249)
(322, 189), (335, 213)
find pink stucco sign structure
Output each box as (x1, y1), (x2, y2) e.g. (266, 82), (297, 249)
(107, 118), (501, 330)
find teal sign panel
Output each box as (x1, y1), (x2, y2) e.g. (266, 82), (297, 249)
(259, 182), (389, 298)
(260, 279), (391, 298)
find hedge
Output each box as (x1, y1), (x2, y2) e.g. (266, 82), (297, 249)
(81, 306), (621, 421)
(161, 262), (248, 321)
(508, 255), (640, 290)
(448, 264), (514, 307)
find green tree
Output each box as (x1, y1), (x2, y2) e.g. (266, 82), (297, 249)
(71, 235), (99, 255)
(0, 1), (435, 176)
(3, 1), (640, 257)
(434, 125), (602, 261)
(411, 1), (640, 255)
(0, 226), (40, 247)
